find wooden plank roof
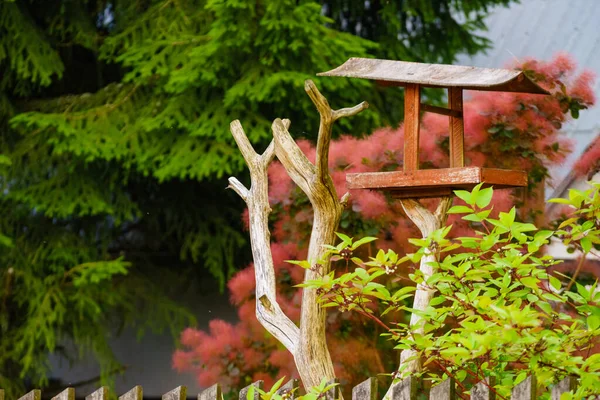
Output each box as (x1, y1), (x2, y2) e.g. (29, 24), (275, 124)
(318, 58), (549, 94)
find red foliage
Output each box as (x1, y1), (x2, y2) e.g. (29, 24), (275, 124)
(173, 54), (595, 393)
(574, 134), (600, 178)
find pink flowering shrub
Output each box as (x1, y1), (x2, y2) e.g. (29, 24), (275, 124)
(574, 134), (600, 178)
(173, 54), (596, 394)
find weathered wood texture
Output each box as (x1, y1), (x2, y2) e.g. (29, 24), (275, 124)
(51, 388), (74, 400)
(318, 58), (549, 94)
(0, 375), (591, 400)
(352, 378), (377, 400)
(392, 196), (451, 384)
(277, 379), (299, 399)
(346, 167), (528, 198)
(471, 378), (496, 400)
(403, 84), (421, 172)
(86, 387), (108, 400)
(16, 391), (40, 400)
(429, 378), (454, 400)
(119, 386), (142, 400)
(420, 103), (461, 118)
(162, 386), (186, 400)
(448, 87), (464, 168)
(228, 79), (368, 390)
(240, 381), (263, 400)
(198, 384), (221, 400)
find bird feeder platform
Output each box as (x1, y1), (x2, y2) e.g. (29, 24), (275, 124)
(318, 58), (549, 198)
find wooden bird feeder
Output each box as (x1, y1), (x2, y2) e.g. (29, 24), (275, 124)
(318, 58), (550, 198)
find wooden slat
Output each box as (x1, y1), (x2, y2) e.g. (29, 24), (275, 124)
(391, 377), (417, 400)
(347, 167), (527, 192)
(1, 389), (4, 400)
(430, 378), (455, 400)
(162, 387), (186, 400)
(317, 58), (550, 95)
(18, 390), (41, 400)
(325, 379), (339, 400)
(352, 377), (377, 400)
(276, 379), (299, 399)
(448, 87), (464, 168)
(52, 388), (75, 400)
(511, 376), (536, 400)
(86, 387), (108, 400)
(198, 384), (221, 400)
(471, 378), (496, 400)
(551, 376), (577, 400)
(391, 187), (453, 199)
(119, 386), (142, 400)
(480, 168), (528, 187)
(421, 104), (461, 118)
(403, 84), (421, 172)
(240, 381), (263, 400)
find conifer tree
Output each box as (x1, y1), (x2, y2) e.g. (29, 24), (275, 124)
(0, 0), (516, 393)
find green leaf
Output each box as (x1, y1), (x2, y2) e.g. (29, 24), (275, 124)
(587, 315), (600, 330)
(351, 236), (377, 250)
(447, 205), (474, 214)
(335, 232), (352, 244)
(549, 276), (562, 291)
(475, 187), (494, 208)
(454, 190), (473, 205)
(580, 237), (592, 253)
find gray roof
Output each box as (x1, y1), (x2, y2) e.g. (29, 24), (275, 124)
(457, 0), (600, 187)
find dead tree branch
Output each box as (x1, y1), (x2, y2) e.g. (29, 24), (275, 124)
(383, 196), (452, 398)
(271, 80), (368, 388)
(230, 80), (368, 390)
(228, 119), (299, 353)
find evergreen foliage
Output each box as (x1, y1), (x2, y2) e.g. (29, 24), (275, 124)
(0, 0), (515, 393)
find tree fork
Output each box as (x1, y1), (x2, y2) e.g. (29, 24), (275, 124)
(229, 80), (368, 390)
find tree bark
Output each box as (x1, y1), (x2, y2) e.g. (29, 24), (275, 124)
(383, 197), (451, 399)
(229, 80), (368, 390)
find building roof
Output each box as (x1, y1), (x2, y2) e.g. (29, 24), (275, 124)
(318, 58), (549, 94)
(455, 0), (600, 187)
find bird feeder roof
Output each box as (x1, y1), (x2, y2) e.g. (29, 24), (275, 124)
(318, 58), (549, 94)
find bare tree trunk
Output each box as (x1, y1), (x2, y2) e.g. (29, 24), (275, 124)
(383, 197), (451, 398)
(228, 120), (300, 353)
(229, 80), (367, 390)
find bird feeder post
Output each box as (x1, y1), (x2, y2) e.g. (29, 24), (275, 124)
(448, 87), (464, 168)
(318, 58), (550, 377)
(403, 83), (421, 172)
(319, 58), (549, 198)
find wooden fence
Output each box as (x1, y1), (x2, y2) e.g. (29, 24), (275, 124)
(0, 375), (594, 400)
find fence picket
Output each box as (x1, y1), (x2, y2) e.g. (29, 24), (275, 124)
(87, 387), (108, 400)
(240, 381), (263, 400)
(325, 379), (339, 400)
(511, 376), (536, 400)
(471, 378), (495, 400)
(198, 384), (221, 400)
(551, 376), (577, 400)
(51, 388), (74, 400)
(276, 379), (299, 399)
(3, 372), (594, 400)
(392, 377), (417, 400)
(17, 390), (40, 400)
(162, 387), (186, 400)
(119, 386), (142, 400)
(351, 377), (377, 400)
(429, 378), (454, 400)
